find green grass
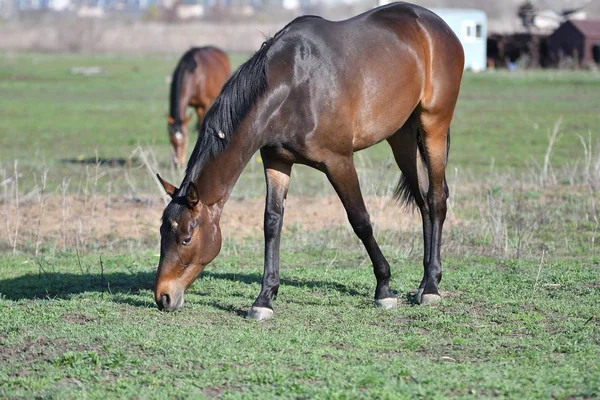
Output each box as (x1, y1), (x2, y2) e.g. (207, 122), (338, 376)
(0, 53), (251, 194)
(1, 246), (599, 399)
(1, 54), (599, 196)
(453, 70), (600, 170)
(1, 53), (600, 398)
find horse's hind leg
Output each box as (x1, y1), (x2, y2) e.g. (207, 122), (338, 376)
(387, 113), (432, 303)
(324, 156), (397, 309)
(247, 148), (292, 321)
(418, 110), (453, 304)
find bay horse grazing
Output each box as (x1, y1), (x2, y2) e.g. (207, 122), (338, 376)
(167, 46), (231, 168)
(155, 2), (464, 320)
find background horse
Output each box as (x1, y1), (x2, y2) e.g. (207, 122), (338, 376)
(155, 2), (464, 320)
(167, 46), (231, 168)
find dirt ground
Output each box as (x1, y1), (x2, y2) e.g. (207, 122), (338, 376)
(1, 194), (424, 250)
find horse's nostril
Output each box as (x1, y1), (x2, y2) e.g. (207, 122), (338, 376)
(157, 293), (171, 310)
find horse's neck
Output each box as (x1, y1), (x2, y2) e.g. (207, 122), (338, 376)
(193, 80), (281, 207)
(195, 121), (263, 207)
(170, 74), (194, 122)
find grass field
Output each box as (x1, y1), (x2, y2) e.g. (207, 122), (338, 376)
(1, 251), (599, 398)
(1, 53), (599, 399)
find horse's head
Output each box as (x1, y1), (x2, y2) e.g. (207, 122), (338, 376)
(166, 114), (193, 168)
(154, 174), (222, 311)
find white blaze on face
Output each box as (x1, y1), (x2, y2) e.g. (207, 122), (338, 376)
(175, 131), (183, 141)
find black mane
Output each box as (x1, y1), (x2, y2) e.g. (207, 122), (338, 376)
(162, 38), (274, 224)
(169, 48), (199, 124)
(181, 41), (273, 188)
(163, 16), (321, 224)
(182, 15), (323, 190)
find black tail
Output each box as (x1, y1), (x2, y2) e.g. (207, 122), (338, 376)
(393, 126), (451, 208)
(394, 173), (418, 207)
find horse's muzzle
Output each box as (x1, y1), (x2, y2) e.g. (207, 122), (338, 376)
(156, 291), (184, 312)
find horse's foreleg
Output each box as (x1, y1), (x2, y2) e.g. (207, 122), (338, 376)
(325, 157), (397, 309)
(247, 149), (292, 321)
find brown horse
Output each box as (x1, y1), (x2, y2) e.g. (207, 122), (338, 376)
(155, 3), (464, 320)
(167, 46), (231, 168)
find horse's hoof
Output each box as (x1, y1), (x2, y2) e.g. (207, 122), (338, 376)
(246, 306), (274, 321)
(414, 288), (424, 303)
(420, 293), (442, 305)
(374, 297), (398, 309)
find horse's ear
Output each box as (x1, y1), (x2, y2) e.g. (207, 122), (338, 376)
(166, 115), (175, 124)
(183, 113), (193, 125)
(186, 182), (199, 208)
(156, 173), (177, 198)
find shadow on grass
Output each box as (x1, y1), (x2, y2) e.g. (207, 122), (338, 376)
(204, 271), (366, 298)
(0, 271), (366, 304)
(204, 300), (248, 318)
(403, 291), (421, 306)
(0, 271), (154, 301)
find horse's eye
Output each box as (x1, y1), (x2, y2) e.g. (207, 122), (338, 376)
(181, 237), (192, 246)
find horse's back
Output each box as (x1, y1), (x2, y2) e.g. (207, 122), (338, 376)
(176, 46), (230, 77)
(269, 4), (462, 94)
(276, 4), (462, 56)
(195, 47), (230, 72)
(264, 3), (463, 154)
(188, 47), (231, 104)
